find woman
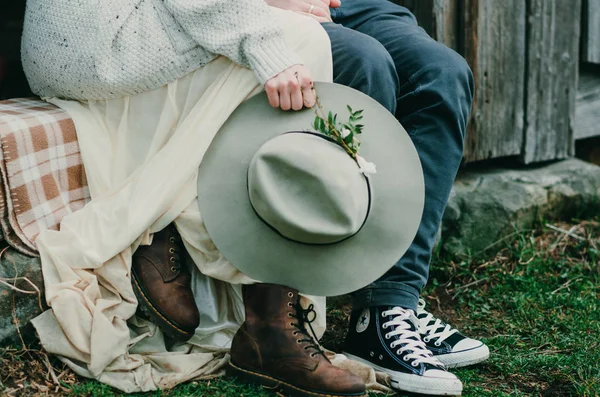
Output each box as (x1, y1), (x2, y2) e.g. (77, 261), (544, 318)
(21, 0), (365, 395)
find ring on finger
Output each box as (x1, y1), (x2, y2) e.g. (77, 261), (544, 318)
(294, 72), (304, 88)
(308, 4), (315, 14)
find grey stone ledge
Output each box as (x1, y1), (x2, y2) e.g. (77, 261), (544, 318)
(442, 158), (600, 257)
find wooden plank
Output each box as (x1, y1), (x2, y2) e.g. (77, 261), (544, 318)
(575, 67), (600, 139)
(582, 0), (600, 64)
(431, 0), (460, 51)
(394, 0), (459, 50)
(462, 0), (527, 162)
(394, 0), (435, 34)
(522, 0), (581, 163)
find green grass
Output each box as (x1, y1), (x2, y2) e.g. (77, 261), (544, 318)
(425, 219), (600, 397)
(68, 378), (291, 397)
(66, 381), (384, 397)
(1, 218), (599, 396)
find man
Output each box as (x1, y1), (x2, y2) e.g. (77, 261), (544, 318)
(263, 0), (489, 394)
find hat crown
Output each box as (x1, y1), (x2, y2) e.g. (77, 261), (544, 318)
(248, 133), (370, 244)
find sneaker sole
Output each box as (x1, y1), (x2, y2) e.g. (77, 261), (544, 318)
(343, 353), (463, 396)
(435, 344), (490, 369)
(229, 361), (366, 397)
(131, 270), (195, 341)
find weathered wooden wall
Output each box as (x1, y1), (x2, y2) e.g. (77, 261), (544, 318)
(576, 1), (600, 142)
(462, 0), (527, 162)
(395, 0), (460, 50)
(576, 66), (600, 140)
(522, 0), (580, 163)
(396, 0), (528, 162)
(582, 0), (600, 64)
(398, 0), (596, 163)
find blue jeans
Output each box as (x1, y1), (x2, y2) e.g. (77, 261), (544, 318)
(323, 0), (474, 312)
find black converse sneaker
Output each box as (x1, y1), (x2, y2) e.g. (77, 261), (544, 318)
(417, 299), (490, 368)
(343, 306), (463, 396)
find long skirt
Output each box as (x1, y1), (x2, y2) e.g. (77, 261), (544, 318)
(29, 9), (347, 393)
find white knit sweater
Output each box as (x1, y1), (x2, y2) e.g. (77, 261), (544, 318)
(21, 0), (304, 100)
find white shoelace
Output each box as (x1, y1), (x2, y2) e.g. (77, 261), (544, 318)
(417, 299), (458, 345)
(381, 307), (443, 367)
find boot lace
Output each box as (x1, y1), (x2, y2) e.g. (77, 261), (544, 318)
(382, 307), (443, 367)
(168, 228), (183, 272)
(290, 302), (328, 360)
(417, 299), (458, 345)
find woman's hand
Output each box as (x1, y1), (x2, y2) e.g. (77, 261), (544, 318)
(265, 64), (316, 111)
(266, 0), (333, 21)
(264, 0), (342, 22)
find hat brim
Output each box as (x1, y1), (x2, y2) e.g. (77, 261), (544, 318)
(197, 82), (424, 296)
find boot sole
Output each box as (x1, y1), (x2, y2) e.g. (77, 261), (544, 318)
(131, 270), (194, 341)
(229, 361), (367, 397)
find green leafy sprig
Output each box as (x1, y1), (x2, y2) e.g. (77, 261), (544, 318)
(312, 98), (364, 159)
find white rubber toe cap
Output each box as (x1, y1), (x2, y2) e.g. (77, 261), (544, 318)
(423, 369), (460, 380)
(452, 338), (484, 352)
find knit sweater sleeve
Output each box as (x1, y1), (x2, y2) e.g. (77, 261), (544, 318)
(162, 0), (303, 84)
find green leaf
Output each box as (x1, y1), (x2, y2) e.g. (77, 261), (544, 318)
(313, 116), (320, 131)
(319, 118), (328, 134)
(312, 104), (366, 157)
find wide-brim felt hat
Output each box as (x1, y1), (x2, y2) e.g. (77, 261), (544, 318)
(197, 82), (424, 296)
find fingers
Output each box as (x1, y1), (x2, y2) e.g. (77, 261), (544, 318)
(292, 0), (330, 19)
(279, 85), (292, 111)
(296, 71), (316, 108)
(264, 65), (315, 111)
(265, 79), (280, 109)
(267, 0), (335, 16)
(298, 12), (331, 23)
(290, 73), (304, 111)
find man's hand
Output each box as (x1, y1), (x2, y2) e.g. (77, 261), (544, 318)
(265, 64), (316, 111)
(265, 0), (340, 22)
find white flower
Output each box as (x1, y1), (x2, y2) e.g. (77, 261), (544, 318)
(356, 155), (377, 176)
(340, 128), (351, 139)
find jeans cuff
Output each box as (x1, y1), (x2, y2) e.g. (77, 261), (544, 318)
(352, 281), (420, 312)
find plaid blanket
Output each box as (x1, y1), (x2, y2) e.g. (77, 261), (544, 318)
(0, 98), (90, 256)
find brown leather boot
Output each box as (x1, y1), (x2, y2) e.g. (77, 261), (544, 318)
(131, 224), (199, 341)
(229, 284), (366, 397)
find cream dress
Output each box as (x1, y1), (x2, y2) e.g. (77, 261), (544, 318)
(29, 8), (347, 393)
